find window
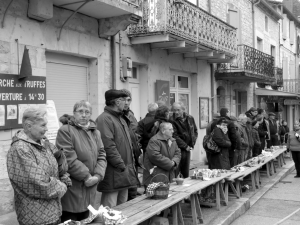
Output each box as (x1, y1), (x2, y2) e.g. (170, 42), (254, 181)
(265, 16), (268, 32)
(271, 45), (276, 63)
(227, 4), (242, 44)
(257, 37), (263, 51)
(170, 72), (191, 113)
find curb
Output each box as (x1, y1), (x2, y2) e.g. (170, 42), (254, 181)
(209, 159), (295, 225)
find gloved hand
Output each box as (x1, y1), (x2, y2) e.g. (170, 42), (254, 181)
(60, 173), (72, 188)
(84, 175), (99, 187)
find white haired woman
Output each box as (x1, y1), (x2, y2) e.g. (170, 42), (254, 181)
(56, 100), (107, 222)
(7, 107), (67, 225)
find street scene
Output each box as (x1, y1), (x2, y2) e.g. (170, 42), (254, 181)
(0, 0), (300, 224)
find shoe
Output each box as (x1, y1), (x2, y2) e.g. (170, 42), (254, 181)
(294, 175), (300, 178)
(184, 198), (191, 204)
(241, 185), (249, 192)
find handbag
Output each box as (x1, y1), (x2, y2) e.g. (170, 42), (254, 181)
(203, 131), (221, 154)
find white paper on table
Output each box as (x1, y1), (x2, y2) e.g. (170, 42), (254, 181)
(183, 184), (192, 187)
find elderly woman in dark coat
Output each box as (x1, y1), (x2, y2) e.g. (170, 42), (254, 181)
(210, 118), (231, 170)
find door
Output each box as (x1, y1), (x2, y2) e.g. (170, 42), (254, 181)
(128, 66), (141, 121)
(46, 52), (88, 118)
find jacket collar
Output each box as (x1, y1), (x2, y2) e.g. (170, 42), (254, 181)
(11, 130), (48, 149)
(156, 132), (175, 141)
(104, 106), (123, 118)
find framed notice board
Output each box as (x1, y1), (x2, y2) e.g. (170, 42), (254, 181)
(0, 74), (46, 130)
(155, 80), (170, 106)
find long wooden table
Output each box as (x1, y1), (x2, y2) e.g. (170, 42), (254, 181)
(90, 147), (287, 225)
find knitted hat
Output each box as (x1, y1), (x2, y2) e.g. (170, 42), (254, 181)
(220, 108), (229, 117)
(120, 89), (132, 99)
(105, 89), (128, 102)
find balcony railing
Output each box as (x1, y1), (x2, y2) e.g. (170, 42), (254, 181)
(122, 0), (142, 8)
(217, 44), (275, 80)
(283, 79), (299, 94)
(127, 0), (237, 55)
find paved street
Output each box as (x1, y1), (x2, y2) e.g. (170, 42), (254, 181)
(231, 169), (300, 225)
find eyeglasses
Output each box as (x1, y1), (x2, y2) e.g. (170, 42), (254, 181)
(75, 110), (91, 116)
(117, 98), (126, 101)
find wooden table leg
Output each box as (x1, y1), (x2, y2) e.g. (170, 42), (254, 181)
(229, 182), (240, 198)
(255, 170), (260, 189)
(194, 194), (204, 224)
(224, 181), (229, 203)
(191, 194), (200, 225)
(235, 180), (241, 197)
(219, 182), (227, 206)
(177, 202), (185, 225)
(282, 153), (286, 165)
(266, 162), (271, 178)
(215, 182), (221, 211)
(251, 172), (256, 191)
(273, 160), (277, 173)
(172, 204), (178, 225)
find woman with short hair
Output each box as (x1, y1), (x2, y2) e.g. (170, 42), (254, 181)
(56, 100), (107, 222)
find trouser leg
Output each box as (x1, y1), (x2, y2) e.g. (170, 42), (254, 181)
(292, 151), (300, 176)
(100, 191), (118, 208)
(117, 189), (129, 205)
(179, 150), (191, 178)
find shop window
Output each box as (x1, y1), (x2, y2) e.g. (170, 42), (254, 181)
(178, 76), (189, 88)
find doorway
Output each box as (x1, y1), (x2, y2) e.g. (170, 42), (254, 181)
(128, 66), (141, 121)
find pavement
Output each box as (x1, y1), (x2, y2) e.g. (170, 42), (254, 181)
(231, 169), (300, 225)
(0, 158), (296, 225)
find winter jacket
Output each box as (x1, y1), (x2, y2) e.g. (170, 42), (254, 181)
(96, 106), (139, 192)
(268, 119), (278, 135)
(287, 131), (300, 152)
(211, 116), (237, 150)
(170, 113), (198, 150)
(235, 122), (249, 150)
(252, 127), (261, 148)
(7, 130), (67, 225)
(56, 115), (107, 213)
(143, 132), (181, 186)
(210, 127), (231, 169)
(245, 123), (254, 149)
(137, 113), (156, 151)
(124, 108), (138, 133)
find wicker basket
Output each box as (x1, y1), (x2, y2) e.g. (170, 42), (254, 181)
(149, 174), (170, 200)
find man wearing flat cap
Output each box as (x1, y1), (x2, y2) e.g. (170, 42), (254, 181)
(267, 112), (279, 147)
(96, 89), (139, 207)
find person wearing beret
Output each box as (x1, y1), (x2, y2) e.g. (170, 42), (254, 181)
(267, 112), (280, 147)
(96, 89), (140, 207)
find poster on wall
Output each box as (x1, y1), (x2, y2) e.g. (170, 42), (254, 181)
(199, 97), (209, 129)
(0, 74), (46, 130)
(155, 80), (170, 106)
(45, 100), (60, 143)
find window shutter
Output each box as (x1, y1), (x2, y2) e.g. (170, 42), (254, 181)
(228, 8), (241, 44)
(289, 60), (295, 79)
(282, 14), (288, 40)
(290, 21), (295, 45)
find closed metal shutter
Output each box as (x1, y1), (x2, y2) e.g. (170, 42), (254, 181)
(46, 52), (88, 118)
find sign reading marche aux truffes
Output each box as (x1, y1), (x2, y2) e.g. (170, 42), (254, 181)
(0, 46), (46, 130)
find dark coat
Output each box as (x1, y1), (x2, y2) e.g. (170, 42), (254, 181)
(287, 131), (300, 152)
(235, 122), (249, 150)
(170, 113), (198, 150)
(143, 133), (181, 186)
(137, 113), (156, 151)
(210, 127), (231, 170)
(211, 116), (237, 150)
(268, 119), (278, 135)
(96, 107), (139, 192)
(252, 127), (261, 156)
(56, 116), (107, 213)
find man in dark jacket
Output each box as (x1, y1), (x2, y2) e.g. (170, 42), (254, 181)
(96, 90), (139, 207)
(236, 114), (250, 163)
(267, 112), (280, 147)
(170, 102), (198, 178)
(143, 122), (181, 186)
(137, 103), (159, 151)
(212, 108), (237, 167)
(257, 108), (270, 150)
(120, 89), (141, 201)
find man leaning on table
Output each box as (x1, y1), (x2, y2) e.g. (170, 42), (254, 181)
(143, 122), (181, 186)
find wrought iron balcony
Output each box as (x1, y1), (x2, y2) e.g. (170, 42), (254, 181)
(283, 79), (299, 94)
(127, 0), (237, 57)
(216, 45), (275, 83)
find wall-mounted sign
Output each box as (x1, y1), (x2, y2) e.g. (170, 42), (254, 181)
(155, 80), (170, 106)
(284, 99), (300, 105)
(0, 74), (46, 130)
(45, 100), (59, 144)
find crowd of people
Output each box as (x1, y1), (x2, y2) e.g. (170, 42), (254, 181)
(6, 89), (198, 225)
(7, 87), (300, 225)
(205, 107), (293, 172)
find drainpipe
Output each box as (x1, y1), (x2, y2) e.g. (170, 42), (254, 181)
(211, 63), (215, 113)
(208, 0), (211, 14)
(111, 35), (116, 89)
(252, 0), (261, 108)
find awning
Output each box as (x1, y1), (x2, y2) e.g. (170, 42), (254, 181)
(255, 88), (300, 97)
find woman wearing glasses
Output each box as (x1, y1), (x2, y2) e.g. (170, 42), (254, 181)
(56, 100), (107, 222)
